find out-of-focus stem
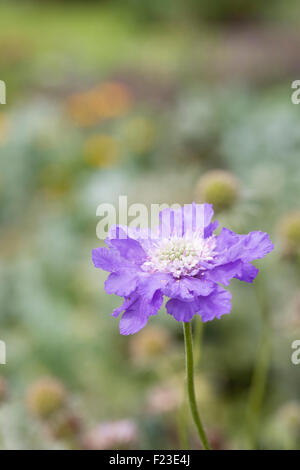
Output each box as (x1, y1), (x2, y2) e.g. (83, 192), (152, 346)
(246, 278), (271, 449)
(183, 321), (211, 450)
(177, 398), (189, 450)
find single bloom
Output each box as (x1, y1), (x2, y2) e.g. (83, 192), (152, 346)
(92, 203), (274, 335)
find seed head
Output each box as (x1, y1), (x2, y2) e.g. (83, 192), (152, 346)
(279, 211), (300, 257)
(27, 377), (67, 419)
(195, 170), (239, 212)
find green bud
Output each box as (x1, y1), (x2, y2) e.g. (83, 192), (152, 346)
(279, 211), (300, 257)
(27, 377), (67, 419)
(195, 170), (240, 212)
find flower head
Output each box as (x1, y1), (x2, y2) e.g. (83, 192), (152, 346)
(279, 211), (300, 257)
(92, 203), (273, 335)
(26, 377), (67, 419)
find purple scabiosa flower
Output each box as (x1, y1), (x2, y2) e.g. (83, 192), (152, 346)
(92, 203), (273, 335)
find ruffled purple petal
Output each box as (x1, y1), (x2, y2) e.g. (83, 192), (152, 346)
(92, 237), (147, 273)
(215, 228), (274, 265)
(92, 247), (129, 272)
(181, 277), (215, 296)
(112, 295), (138, 318)
(234, 262), (259, 283)
(162, 278), (195, 300)
(107, 224), (155, 252)
(239, 231), (274, 262)
(205, 260), (243, 286)
(119, 291), (164, 335)
(213, 228), (242, 265)
(137, 272), (170, 300)
(105, 268), (140, 296)
(109, 238), (146, 264)
(204, 220), (219, 238)
(119, 299), (150, 335)
(162, 276), (214, 301)
(166, 298), (199, 322)
(198, 286), (232, 322)
(166, 285), (232, 323)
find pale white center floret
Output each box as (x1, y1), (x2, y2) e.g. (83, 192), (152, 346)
(142, 233), (215, 278)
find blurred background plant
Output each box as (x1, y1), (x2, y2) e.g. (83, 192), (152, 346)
(0, 0), (300, 450)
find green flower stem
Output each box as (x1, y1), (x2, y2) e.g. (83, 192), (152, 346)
(183, 321), (211, 450)
(246, 278), (271, 449)
(177, 398), (189, 450)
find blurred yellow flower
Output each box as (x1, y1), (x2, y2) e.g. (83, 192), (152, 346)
(66, 82), (132, 127)
(279, 211), (300, 257)
(84, 134), (119, 168)
(26, 377), (67, 419)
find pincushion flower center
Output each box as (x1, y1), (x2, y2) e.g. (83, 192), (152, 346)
(143, 234), (215, 278)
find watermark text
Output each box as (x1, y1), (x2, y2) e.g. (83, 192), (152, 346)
(96, 196), (206, 240)
(291, 340), (300, 365)
(0, 340), (6, 365)
(0, 80), (6, 105)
